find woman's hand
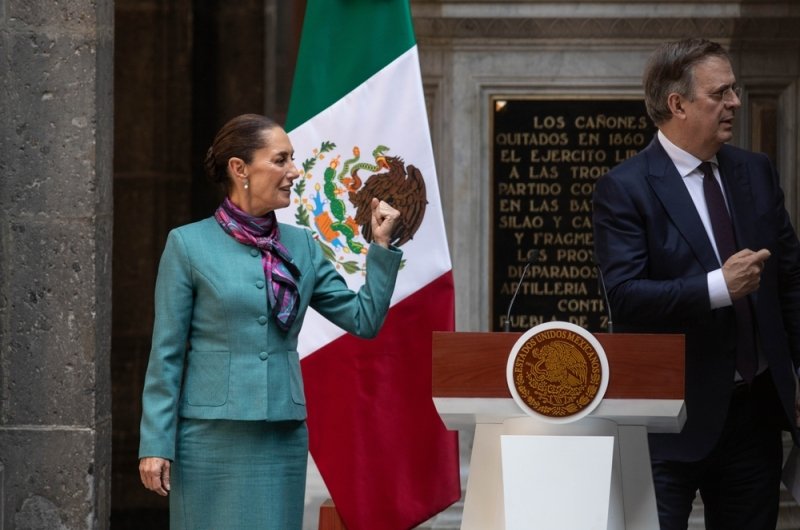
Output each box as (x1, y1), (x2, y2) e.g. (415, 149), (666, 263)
(370, 198), (400, 248)
(139, 457), (171, 496)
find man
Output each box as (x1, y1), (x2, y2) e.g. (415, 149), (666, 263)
(593, 38), (800, 529)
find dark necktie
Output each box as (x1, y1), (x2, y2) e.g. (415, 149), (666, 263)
(700, 161), (757, 382)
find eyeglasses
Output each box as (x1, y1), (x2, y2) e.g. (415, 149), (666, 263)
(707, 84), (742, 102)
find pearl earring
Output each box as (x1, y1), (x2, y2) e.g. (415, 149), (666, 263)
(244, 178), (249, 190)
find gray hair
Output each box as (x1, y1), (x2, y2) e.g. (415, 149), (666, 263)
(643, 38), (731, 125)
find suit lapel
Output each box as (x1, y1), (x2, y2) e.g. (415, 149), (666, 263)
(643, 139), (721, 271)
(717, 148), (757, 251)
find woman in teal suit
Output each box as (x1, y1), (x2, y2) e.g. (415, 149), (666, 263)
(138, 114), (402, 529)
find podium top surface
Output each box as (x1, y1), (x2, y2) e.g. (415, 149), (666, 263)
(432, 331), (684, 400)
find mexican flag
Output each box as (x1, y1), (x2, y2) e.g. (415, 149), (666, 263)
(279, 0), (461, 529)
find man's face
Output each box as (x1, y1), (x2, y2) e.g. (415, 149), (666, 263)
(681, 56), (742, 156)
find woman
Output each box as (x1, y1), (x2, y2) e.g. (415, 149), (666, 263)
(138, 114), (401, 529)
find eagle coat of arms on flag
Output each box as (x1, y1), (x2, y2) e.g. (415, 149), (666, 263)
(292, 142), (427, 273)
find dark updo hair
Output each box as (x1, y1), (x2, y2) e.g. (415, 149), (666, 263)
(643, 38), (731, 125)
(203, 114), (279, 190)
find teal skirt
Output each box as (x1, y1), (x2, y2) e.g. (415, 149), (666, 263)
(170, 418), (308, 530)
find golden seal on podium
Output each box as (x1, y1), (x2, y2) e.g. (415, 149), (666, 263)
(506, 321), (609, 423)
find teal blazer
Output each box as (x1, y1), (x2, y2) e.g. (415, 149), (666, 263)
(139, 217), (402, 460)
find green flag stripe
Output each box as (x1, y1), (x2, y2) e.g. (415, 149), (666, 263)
(285, 0), (416, 131)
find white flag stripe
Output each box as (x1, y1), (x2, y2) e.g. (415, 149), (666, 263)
(279, 46), (451, 357)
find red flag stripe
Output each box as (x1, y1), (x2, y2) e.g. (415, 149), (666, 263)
(302, 271), (461, 529)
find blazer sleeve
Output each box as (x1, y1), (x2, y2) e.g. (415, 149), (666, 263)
(592, 170), (710, 326)
(138, 230), (194, 460)
(305, 231), (402, 338)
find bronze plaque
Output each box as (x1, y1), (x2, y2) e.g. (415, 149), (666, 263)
(491, 97), (657, 332)
(508, 322), (607, 421)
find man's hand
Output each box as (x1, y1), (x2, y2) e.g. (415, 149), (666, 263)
(722, 248), (770, 300)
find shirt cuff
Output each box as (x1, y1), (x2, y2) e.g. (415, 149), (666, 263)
(708, 268), (732, 309)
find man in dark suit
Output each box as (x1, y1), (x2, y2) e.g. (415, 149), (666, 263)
(593, 38), (800, 529)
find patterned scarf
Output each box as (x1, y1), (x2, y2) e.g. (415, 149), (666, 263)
(214, 197), (301, 332)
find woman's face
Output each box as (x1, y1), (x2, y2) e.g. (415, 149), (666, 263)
(230, 127), (300, 216)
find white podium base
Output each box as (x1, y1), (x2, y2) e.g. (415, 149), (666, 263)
(461, 417), (660, 530)
(502, 433), (614, 529)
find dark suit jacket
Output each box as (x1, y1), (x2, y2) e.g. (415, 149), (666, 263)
(593, 136), (800, 461)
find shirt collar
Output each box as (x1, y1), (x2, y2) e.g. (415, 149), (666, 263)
(657, 130), (718, 178)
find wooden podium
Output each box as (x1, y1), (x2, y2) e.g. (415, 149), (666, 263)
(432, 331), (685, 530)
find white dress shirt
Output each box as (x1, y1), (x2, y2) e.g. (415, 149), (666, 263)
(657, 131), (732, 310)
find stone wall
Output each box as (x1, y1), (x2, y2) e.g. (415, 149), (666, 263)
(0, 0), (114, 528)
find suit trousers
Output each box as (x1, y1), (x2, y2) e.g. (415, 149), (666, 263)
(651, 371), (784, 530)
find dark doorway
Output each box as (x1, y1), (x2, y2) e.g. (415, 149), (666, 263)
(110, 1), (303, 526)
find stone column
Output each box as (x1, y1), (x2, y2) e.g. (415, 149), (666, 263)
(0, 0), (113, 528)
